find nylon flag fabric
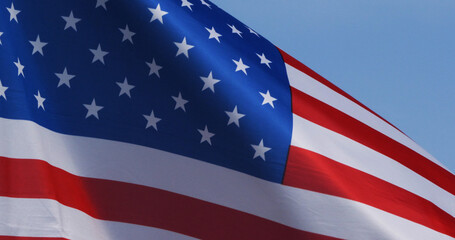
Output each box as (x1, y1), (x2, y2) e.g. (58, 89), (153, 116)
(0, 0), (453, 239)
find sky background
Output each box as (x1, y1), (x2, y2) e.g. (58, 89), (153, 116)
(210, 0), (455, 172)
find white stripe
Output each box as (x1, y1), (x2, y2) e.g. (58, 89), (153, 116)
(0, 197), (194, 240)
(285, 63), (448, 170)
(0, 118), (451, 240)
(292, 114), (455, 217)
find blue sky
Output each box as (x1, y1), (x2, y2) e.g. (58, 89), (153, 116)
(210, 0), (455, 172)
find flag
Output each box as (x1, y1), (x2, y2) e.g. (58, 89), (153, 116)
(0, 0), (453, 239)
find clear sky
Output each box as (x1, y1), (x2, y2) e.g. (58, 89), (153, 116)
(210, 0), (455, 172)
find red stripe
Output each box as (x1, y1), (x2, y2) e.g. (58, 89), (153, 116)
(290, 87), (455, 196)
(0, 237), (67, 240)
(0, 156), (339, 240)
(284, 146), (455, 238)
(278, 48), (406, 135)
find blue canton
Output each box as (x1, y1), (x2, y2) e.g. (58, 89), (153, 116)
(0, 0), (292, 183)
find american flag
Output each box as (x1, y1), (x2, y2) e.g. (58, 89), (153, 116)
(0, 0), (453, 239)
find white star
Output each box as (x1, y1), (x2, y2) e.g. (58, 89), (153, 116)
(116, 78), (135, 98)
(225, 106), (245, 127)
(146, 59), (162, 78)
(232, 58), (249, 75)
(55, 67), (75, 88)
(0, 32), (3, 45)
(200, 0), (211, 8)
(251, 139), (271, 160)
(181, 0), (193, 11)
(34, 91), (45, 110)
(174, 37), (194, 58)
(83, 98), (103, 119)
(95, 0), (109, 10)
(143, 110), (161, 130)
(200, 71), (220, 93)
(256, 53), (272, 68)
(29, 35), (48, 56)
(62, 11), (81, 31)
(90, 44), (109, 64)
(6, 3), (20, 23)
(260, 90), (277, 108)
(227, 24), (242, 37)
(0, 81), (8, 100)
(198, 125), (215, 145)
(248, 27), (260, 37)
(119, 25), (135, 44)
(172, 92), (188, 112)
(205, 27), (222, 43)
(149, 4), (168, 24)
(14, 58), (24, 77)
